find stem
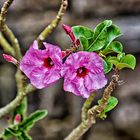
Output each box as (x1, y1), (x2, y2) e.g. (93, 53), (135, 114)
(37, 0), (68, 46)
(0, 0), (22, 60)
(0, 32), (15, 56)
(14, 69), (27, 118)
(0, 81), (36, 119)
(64, 70), (119, 140)
(81, 92), (96, 121)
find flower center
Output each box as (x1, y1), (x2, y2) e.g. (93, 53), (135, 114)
(43, 57), (54, 68)
(77, 67), (89, 78)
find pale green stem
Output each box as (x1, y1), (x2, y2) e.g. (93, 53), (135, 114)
(37, 0), (68, 46)
(81, 92), (96, 121)
(0, 83), (36, 119)
(0, 32), (15, 56)
(0, 0), (22, 60)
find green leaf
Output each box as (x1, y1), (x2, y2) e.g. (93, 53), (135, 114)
(98, 96), (118, 119)
(108, 56), (119, 66)
(105, 25), (122, 47)
(94, 20), (112, 39)
(111, 41), (123, 53)
(79, 36), (89, 50)
(104, 96), (118, 113)
(18, 110), (48, 132)
(88, 20), (112, 51)
(117, 52), (125, 60)
(88, 23), (122, 52)
(7, 128), (21, 137)
(72, 25), (94, 39)
(117, 54), (136, 70)
(102, 41), (123, 55)
(13, 97), (27, 120)
(2, 129), (13, 139)
(103, 58), (113, 74)
(17, 132), (32, 140)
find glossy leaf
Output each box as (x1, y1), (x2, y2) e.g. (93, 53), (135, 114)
(18, 110), (48, 131)
(6, 128), (21, 137)
(98, 96), (118, 119)
(105, 25), (122, 47)
(94, 20), (112, 39)
(72, 25), (94, 39)
(102, 41), (123, 55)
(104, 96), (118, 112)
(2, 129), (13, 139)
(103, 58), (113, 74)
(117, 54), (136, 70)
(79, 36), (89, 50)
(18, 132), (32, 140)
(88, 20), (112, 51)
(108, 56), (119, 66)
(117, 52), (125, 60)
(13, 98), (27, 120)
(88, 23), (121, 52)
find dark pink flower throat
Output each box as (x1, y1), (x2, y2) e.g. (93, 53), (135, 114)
(44, 57), (54, 68)
(77, 67), (89, 78)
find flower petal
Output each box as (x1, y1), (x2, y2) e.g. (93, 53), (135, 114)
(20, 41), (62, 89)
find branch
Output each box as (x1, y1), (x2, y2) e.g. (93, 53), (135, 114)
(0, 71), (36, 119)
(0, 32), (15, 56)
(64, 70), (119, 140)
(0, 0), (22, 60)
(37, 0), (68, 46)
(81, 92), (96, 121)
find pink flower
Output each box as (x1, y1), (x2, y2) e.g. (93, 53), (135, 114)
(20, 41), (62, 89)
(61, 52), (107, 98)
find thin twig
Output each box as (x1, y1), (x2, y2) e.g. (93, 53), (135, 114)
(0, 0), (22, 60)
(0, 77), (36, 119)
(64, 70), (119, 140)
(0, 32), (15, 56)
(37, 0), (68, 46)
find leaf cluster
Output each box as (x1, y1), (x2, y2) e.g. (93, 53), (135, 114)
(72, 20), (136, 73)
(2, 110), (48, 140)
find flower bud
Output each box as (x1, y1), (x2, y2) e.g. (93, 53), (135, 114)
(62, 24), (76, 42)
(6, 115), (10, 124)
(14, 114), (21, 125)
(62, 51), (67, 58)
(3, 54), (18, 65)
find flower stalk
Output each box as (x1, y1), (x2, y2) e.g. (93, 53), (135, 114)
(81, 92), (96, 121)
(37, 0), (68, 46)
(0, 83), (35, 119)
(0, 0), (22, 60)
(0, 32), (15, 56)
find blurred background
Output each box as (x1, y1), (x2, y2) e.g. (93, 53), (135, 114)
(0, 0), (140, 140)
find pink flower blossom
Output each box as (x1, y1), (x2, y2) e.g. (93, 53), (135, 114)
(20, 41), (62, 89)
(61, 52), (107, 98)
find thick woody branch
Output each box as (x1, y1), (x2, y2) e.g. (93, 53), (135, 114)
(64, 70), (119, 140)
(0, 0), (22, 60)
(37, 0), (68, 46)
